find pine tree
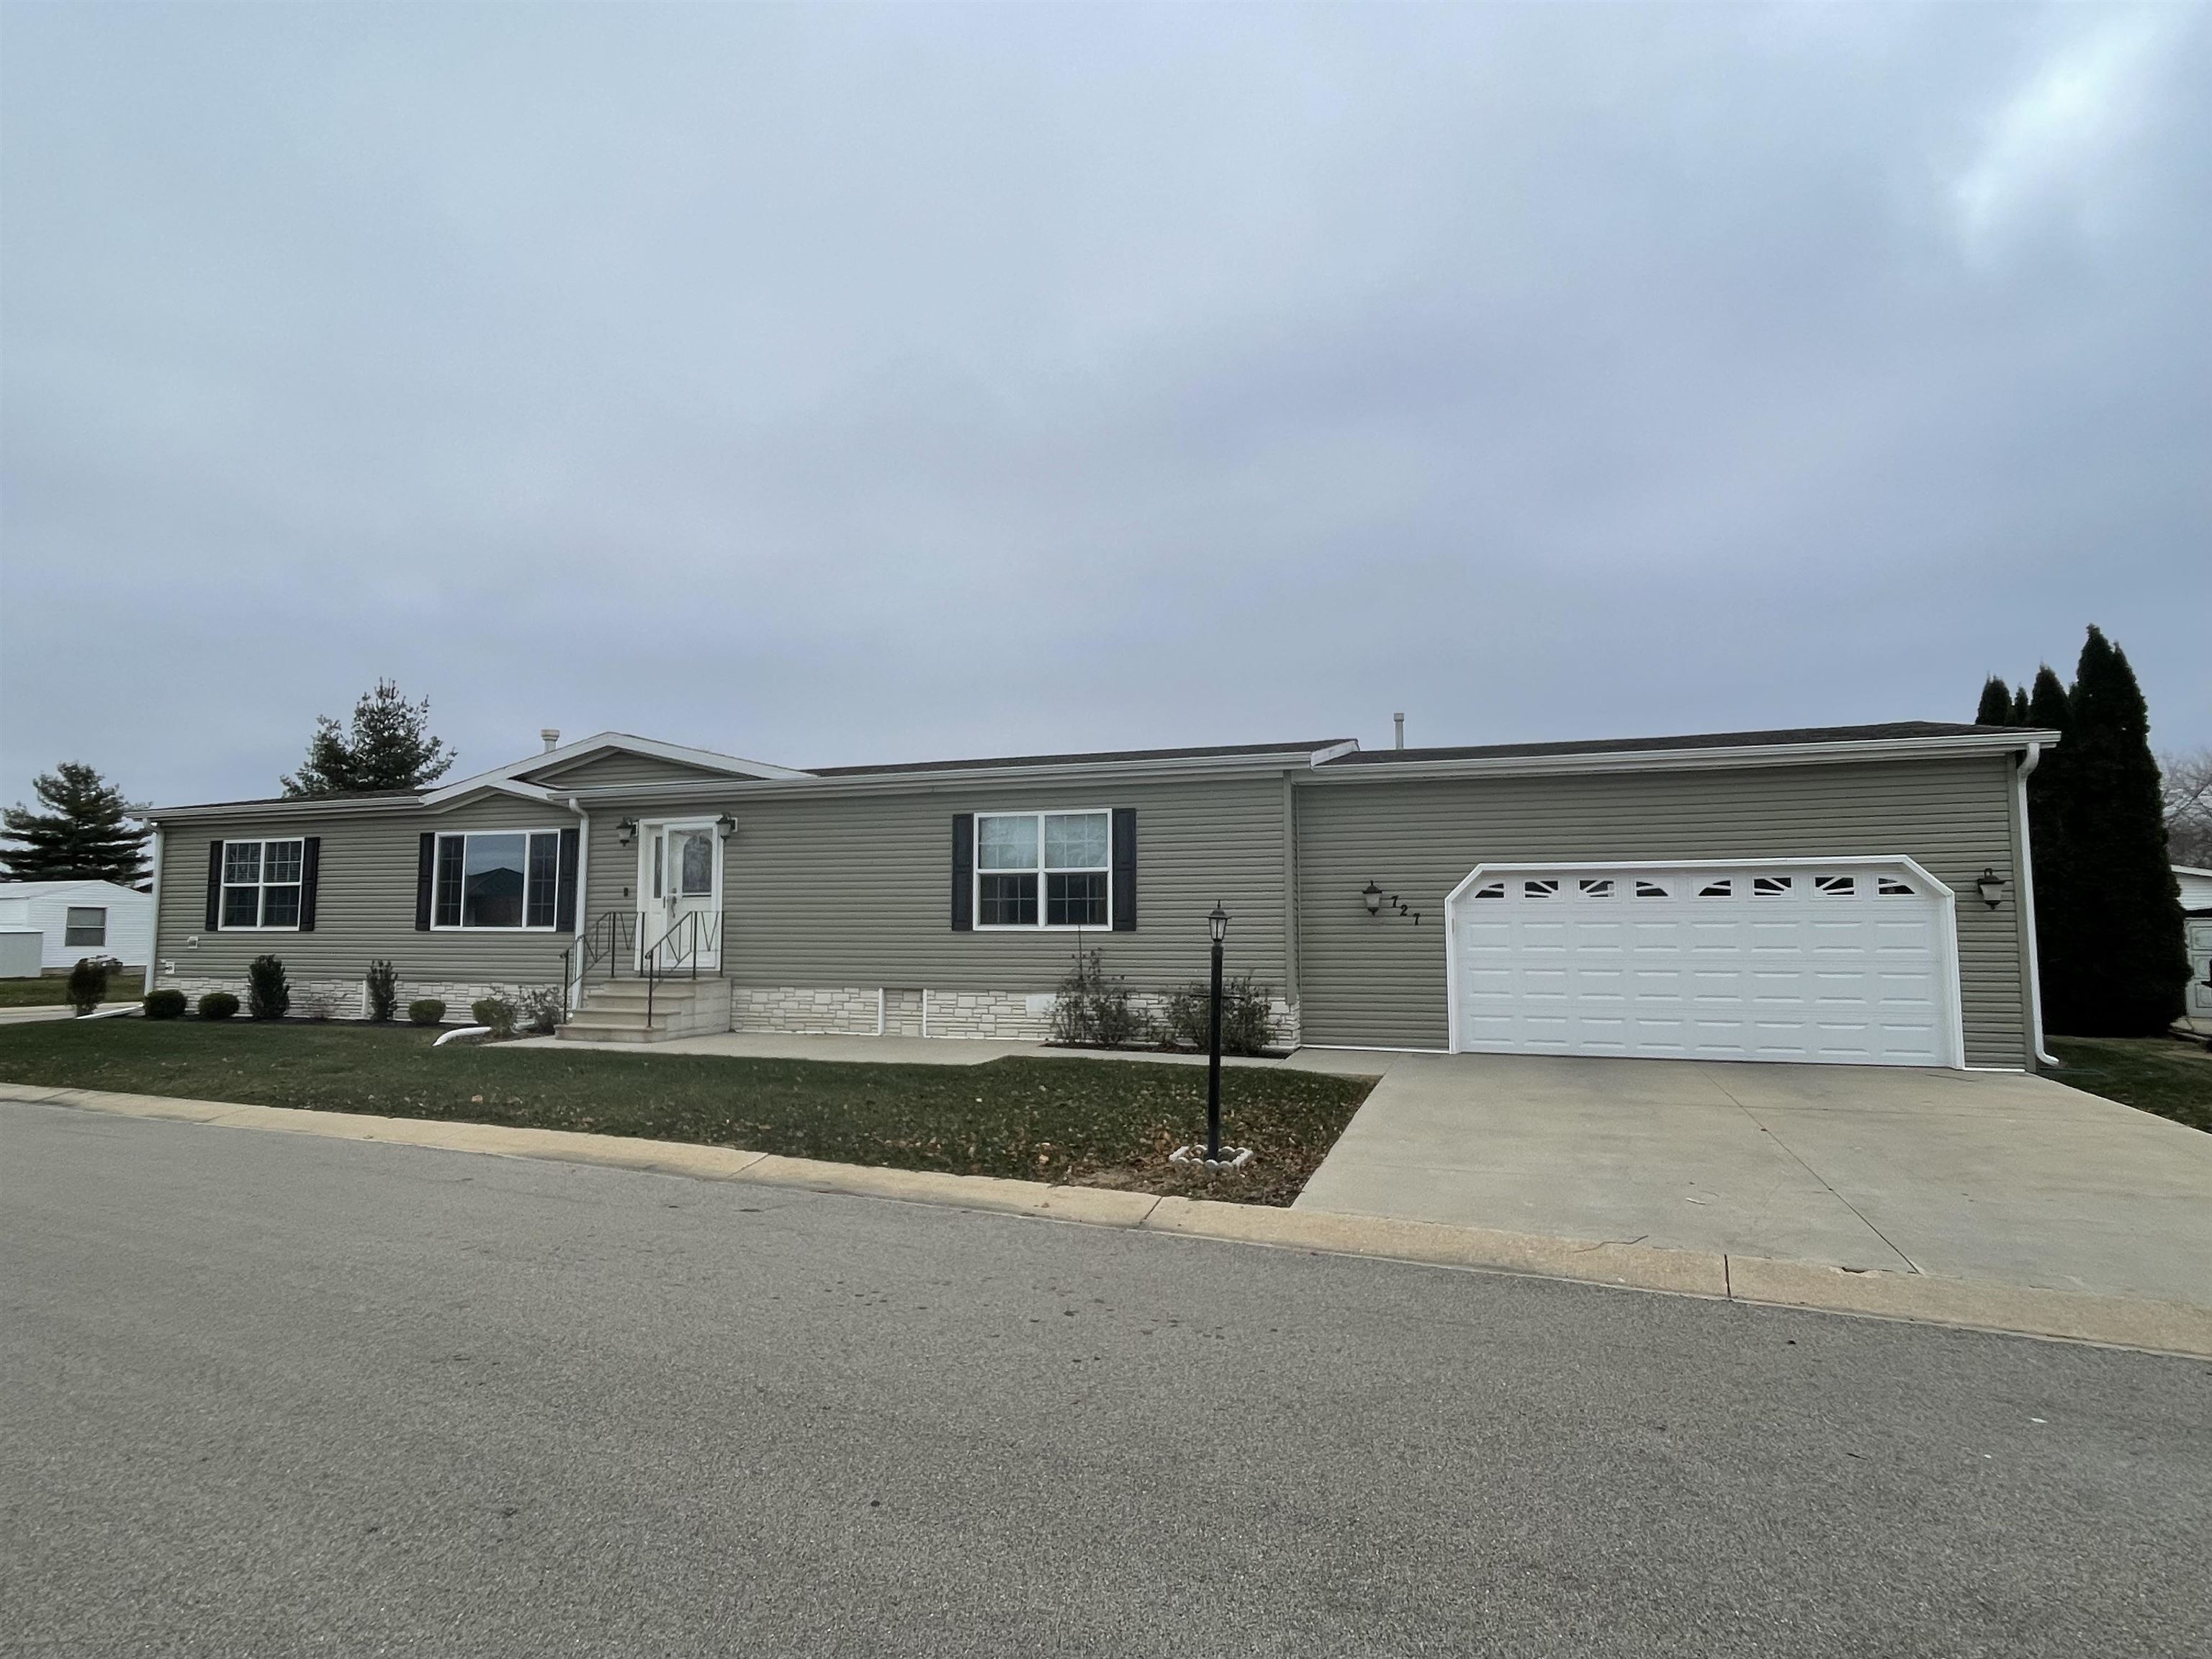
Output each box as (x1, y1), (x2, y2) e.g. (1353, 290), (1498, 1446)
(2021, 665), (2077, 1027)
(2010, 687), (2030, 724)
(2051, 628), (2189, 1035)
(1, 763), (150, 884)
(1975, 676), (2015, 725)
(282, 680), (457, 798)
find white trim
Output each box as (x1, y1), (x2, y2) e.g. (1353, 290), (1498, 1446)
(1308, 740), (1361, 765)
(633, 816), (724, 970)
(565, 799), (590, 1013)
(876, 987), (886, 1037)
(1300, 1043), (1449, 1056)
(428, 827), (569, 932)
(1309, 729), (2059, 784)
(921, 988), (930, 1038)
(2014, 743), (2057, 1066)
(971, 808), (1114, 931)
(142, 829), (163, 996)
(1441, 855), (1966, 1070)
(424, 731), (809, 806)
(216, 837), (307, 932)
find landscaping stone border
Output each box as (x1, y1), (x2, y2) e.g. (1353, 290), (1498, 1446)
(4, 1079), (2206, 1360)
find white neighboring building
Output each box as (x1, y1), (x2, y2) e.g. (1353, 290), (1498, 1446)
(2181, 868), (2212, 1025)
(0, 881), (153, 974)
(2175, 866), (2212, 913)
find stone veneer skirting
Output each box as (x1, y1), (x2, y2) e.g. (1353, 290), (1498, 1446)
(155, 974), (551, 1022)
(732, 985), (1301, 1047)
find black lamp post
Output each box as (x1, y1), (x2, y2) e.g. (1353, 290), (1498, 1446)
(1207, 902), (1229, 1161)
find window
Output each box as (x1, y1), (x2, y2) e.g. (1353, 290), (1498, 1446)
(64, 907), (107, 948)
(1635, 880), (1668, 898)
(975, 811), (1110, 928)
(1753, 875), (1794, 897)
(222, 840), (304, 930)
(1877, 876), (1915, 896)
(1472, 881), (1506, 899)
(1698, 878), (1733, 897)
(1578, 878), (1614, 899)
(1814, 875), (1856, 897)
(1523, 878), (1560, 899)
(433, 831), (563, 930)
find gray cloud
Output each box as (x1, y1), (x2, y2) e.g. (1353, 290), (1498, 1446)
(4, 3), (2206, 808)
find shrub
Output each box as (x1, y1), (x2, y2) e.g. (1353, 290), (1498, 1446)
(1162, 973), (1280, 1056)
(294, 985), (337, 1021)
(364, 960), (400, 1023)
(143, 989), (188, 1020)
(471, 994), (517, 1038)
(408, 998), (446, 1026)
(66, 957), (109, 1016)
(246, 954), (289, 1020)
(1049, 947), (1156, 1049)
(198, 991), (240, 1020)
(518, 986), (563, 1035)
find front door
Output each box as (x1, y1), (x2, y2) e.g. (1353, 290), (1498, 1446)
(644, 821), (721, 971)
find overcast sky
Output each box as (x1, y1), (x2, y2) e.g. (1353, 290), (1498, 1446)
(4, 3), (2207, 811)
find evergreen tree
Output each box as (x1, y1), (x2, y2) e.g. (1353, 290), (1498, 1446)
(2050, 628), (2188, 1034)
(1974, 676), (2015, 725)
(282, 680), (456, 798)
(2010, 687), (2030, 724)
(2021, 665), (2077, 1026)
(1, 763), (149, 884)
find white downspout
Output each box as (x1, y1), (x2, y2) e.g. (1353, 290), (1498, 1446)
(142, 827), (163, 997)
(2015, 743), (2058, 1067)
(562, 796), (590, 1015)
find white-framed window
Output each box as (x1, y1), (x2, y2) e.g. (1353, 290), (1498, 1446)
(432, 830), (562, 930)
(975, 810), (1111, 928)
(222, 839), (305, 930)
(64, 907), (107, 948)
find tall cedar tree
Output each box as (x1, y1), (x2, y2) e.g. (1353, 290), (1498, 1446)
(2050, 629), (2188, 1034)
(2021, 665), (2076, 1030)
(1975, 676), (2015, 724)
(1, 763), (149, 885)
(282, 680), (456, 798)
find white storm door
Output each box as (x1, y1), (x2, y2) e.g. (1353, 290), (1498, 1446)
(647, 822), (721, 969)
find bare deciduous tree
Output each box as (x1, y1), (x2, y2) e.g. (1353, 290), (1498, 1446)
(2162, 747), (2212, 868)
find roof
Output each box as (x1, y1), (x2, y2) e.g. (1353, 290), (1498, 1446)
(0, 879), (148, 897)
(1317, 721), (2034, 766)
(809, 739), (1355, 777)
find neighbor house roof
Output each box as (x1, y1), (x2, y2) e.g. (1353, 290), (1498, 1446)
(808, 739), (1357, 777)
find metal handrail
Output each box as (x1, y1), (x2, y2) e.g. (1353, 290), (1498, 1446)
(642, 911), (721, 1030)
(567, 910), (642, 1012)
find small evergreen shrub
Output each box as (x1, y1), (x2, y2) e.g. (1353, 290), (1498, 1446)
(143, 989), (188, 1020)
(408, 998), (446, 1026)
(364, 960), (400, 1023)
(471, 994), (517, 1038)
(1162, 974), (1280, 1056)
(198, 991), (240, 1020)
(518, 986), (562, 1035)
(246, 954), (289, 1020)
(66, 957), (109, 1016)
(1049, 947), (1155, 1048)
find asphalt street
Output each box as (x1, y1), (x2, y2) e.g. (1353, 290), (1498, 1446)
(4, 1101), (2208, 1658)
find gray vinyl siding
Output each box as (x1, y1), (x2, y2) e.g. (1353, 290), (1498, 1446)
(1293, 755), (2032, 1066)
(581, 774), (1294, 994)
(528, 752), (737, 789)
(154, 799), (580, 991)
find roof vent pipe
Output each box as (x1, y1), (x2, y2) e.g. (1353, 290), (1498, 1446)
(540, 728), (561, 752)
(1393, 712), (1405, 751)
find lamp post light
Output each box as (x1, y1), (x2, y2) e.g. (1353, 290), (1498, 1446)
(1206, 901), (1229, 1161)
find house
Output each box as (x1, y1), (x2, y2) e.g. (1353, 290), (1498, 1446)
(0, 880), (153, 976)
(140, 719), (2059, 1069)
(2178, 867), (2212, 1024)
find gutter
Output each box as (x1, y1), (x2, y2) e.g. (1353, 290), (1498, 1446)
(1303, 729), (2061, 783)
(2015, 742), (2059, 1067)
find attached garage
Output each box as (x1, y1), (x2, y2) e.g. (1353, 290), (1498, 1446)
(1443, 859), (1961, 1067)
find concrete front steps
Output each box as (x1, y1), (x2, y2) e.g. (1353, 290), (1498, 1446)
(559, 978), (734, 1044)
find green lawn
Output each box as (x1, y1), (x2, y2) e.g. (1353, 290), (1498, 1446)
(0, 1020), (1375, 1205)
(0, 974), (140, 1009)
(2044, 1035), (2212, 1133)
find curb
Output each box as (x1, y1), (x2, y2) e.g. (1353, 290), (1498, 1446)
(6, 1079), (2209, 1359)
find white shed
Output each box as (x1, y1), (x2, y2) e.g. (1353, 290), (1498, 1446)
(0, 880), (153, 974)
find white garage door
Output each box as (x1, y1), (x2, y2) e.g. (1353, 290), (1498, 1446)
(1447, 861), (1959, 1068)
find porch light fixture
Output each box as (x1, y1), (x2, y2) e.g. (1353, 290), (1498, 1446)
(1974, 868), (2005, 909)
(715, 813), (737, 840)
(1362, 880), (1384, 916)
(1209, 902), (1230, 945)
(616, 817), (638, 847)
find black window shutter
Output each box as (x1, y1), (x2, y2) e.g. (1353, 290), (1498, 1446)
(1111, 808), (1137, 931)
(415, 833), (435, 931)
(298, 837), (321, 932)
(950, 813), (974, 932)
(555, 827), (580, 932)
(205, 841), (223, 930)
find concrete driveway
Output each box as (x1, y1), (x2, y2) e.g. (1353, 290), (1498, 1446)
(1293, 1053), (2212, 1309)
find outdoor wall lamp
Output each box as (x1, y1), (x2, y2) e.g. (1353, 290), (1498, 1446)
(715, 813), (737, 840)
(1975, 868), (2005, 909)
(1363, 881), (1421, 924)
(1362, 881), (1384, 916)
(616, 818), (638, 847)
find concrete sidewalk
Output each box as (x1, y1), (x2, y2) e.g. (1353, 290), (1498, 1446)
(1295, 1052), (2212, 1310)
